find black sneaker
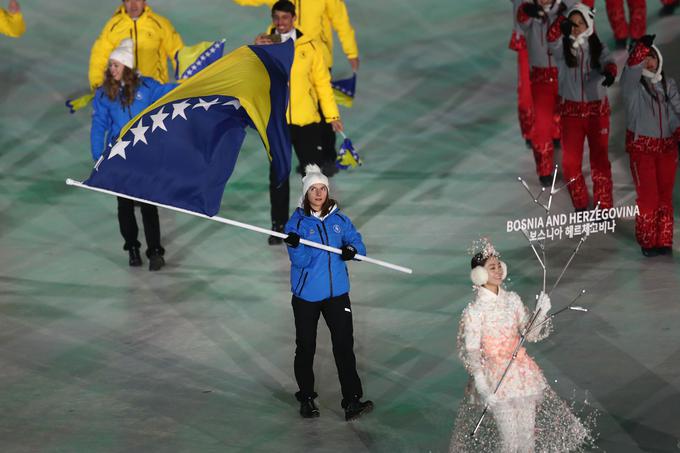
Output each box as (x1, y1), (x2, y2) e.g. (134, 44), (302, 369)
(147, 248), (165, 271)
(299, 398), (320, 418)
(128, 247), (142, 267)
(641, 247), (660, 257)
(344, 400), (374, 421)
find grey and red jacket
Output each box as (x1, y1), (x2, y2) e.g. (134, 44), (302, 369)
(621, 43), (680, 143)
(509, 0), (527, 51)
(516, 0), (579, 77)
(547, 16), (617, 116)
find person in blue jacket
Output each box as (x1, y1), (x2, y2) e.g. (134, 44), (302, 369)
(283, 164), (373, 421)
(90, 38), (176, 271)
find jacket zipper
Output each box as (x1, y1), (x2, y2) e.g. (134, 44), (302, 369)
(580, 48), (585, 103)
(297, 272), (309, 294)
(133, 21), (139, 69)
(319, 223), (333, 298)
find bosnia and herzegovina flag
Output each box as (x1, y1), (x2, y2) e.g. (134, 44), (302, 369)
(84, 40), (293, 217)
(331, 73), (356, 108)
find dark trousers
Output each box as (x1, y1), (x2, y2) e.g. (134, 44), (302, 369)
(269, 123), (327, 227)
(117, 197), (163, 256)
(292, 293), (363, 403)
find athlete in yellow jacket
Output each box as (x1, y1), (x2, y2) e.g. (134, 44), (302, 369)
(88, 2), (183, 89)
(0, 0), (25, 38)
(261, 28), (340, 127)
(254, 1), (344, 243)
(235, 0), (359, 70)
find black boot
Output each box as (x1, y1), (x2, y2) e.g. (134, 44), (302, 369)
(641, 247), (659, 257)
(656, 246), (673, 256)
(539, 175), (553, 187)
(128, 247), (142, 267)
(268, 223), (284, 246)
(614, 38), (628, 50)
(659, 1), (678, 16)
(343, 399), (374, 421)
(147, 247), (165, 271)
(299, 397), (320, 418)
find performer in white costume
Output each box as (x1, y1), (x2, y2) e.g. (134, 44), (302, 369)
(450, 239), (592, 452)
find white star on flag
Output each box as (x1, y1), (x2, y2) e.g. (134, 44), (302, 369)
(130, 118), (149, 146)
(223, 99), (241, 110)
(108, 139), (130, 160)
(172, 100), (191, 120)
(193, 98), (219, 111)
(150, 106), (169, 132)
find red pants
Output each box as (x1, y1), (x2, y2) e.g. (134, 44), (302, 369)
(561, 113), (613, 210)
(605, 0), (647, 40)
(517, 47), (534, 141)
(627, 132), (678, 248)
(530, 68), (560, 177)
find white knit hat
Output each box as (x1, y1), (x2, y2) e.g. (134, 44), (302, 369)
(109, 38), (134, 69)
(567, 3), (595, 49)
(642, 45), (663, 84)
(302, 164), (329, 197)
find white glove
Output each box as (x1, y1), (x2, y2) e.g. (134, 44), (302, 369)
(473, 371), (498, 407)
(536, 291), (551, 315)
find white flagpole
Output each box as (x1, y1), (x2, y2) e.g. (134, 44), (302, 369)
(65, 179), (413, 275)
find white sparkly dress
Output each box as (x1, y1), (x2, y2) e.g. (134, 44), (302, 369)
(449, 287), (593, 453)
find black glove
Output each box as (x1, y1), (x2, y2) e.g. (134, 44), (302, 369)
(340, 244), (357, 261)
(284, 232), (300, 248)
(638, 34), (655, 48)
(560, 19), (574, 37)
(601, 70), (616, 87)
(522, 2), (542, 18)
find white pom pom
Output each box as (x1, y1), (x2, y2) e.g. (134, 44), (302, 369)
(470, 266), (488, 286)
(304, 164), (322, 175)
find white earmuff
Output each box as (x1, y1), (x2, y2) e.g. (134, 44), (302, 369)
(470, 266), (488, 286)
(470, 261), (507, 286)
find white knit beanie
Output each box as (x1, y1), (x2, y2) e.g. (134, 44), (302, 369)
(109, 38), (135, 69)
(302, 164), (329, 197)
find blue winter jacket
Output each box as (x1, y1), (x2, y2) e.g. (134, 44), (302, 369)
(90, 76), (176, 160)
(285, 205), (366, 302)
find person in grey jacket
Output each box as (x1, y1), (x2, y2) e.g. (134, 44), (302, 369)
(509, 0), (535, 148)
(517, 0), (578, 186)
(621, 34), (680, 257)
(547, 2), (617, 211)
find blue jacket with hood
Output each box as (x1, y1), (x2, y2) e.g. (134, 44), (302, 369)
(285, 205), (366, 302)
(90, 76), (176, 160)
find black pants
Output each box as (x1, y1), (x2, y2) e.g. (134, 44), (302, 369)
(269, 122), (328, 227)
(292, 293), (363, 403)
(117, 197), (163, 256)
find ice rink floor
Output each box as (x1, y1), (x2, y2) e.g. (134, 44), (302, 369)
(1, 1), (680, 451)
